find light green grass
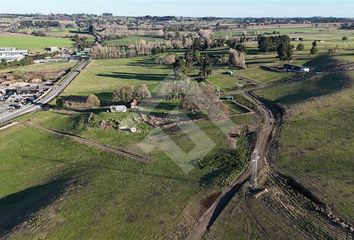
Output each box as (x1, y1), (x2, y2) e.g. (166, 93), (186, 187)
(1, 107), (254, 239)
(0, 35), (73, 52)
(0, 124), (200, 239)
(103, 35), (167, 46)
(0, 61), (77, 73)
(238, 66), (293, 84)
(63, 57), (172, 101)
(257, 59), (354, 222)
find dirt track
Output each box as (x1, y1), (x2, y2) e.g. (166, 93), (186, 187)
(186, 83), (278, 240)
(186, 61), (354, 239)
(24, 121), (150, 162)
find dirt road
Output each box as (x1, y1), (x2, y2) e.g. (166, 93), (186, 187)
(186, 84), (279, 240)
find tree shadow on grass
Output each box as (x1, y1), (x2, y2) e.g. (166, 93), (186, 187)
(275, 71), (352, 105)
(304, 54), (336, 71)
(96, 72), (168, 82)
(94, 92), (114, 106)
(126, 58), (162, 67)
(0, 177), (69, 237)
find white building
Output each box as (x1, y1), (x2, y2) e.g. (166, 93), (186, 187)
(0, 47), (29, 62)
(110, 105), (127, 113)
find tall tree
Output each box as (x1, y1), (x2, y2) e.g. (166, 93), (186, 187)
(310, 41), (319, 55)
(277, 42), (293, 61)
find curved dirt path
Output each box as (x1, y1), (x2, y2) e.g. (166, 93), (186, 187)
(186, 84), (278, 240)
(24, 121), (150, 162)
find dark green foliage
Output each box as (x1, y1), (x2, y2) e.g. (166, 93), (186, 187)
(56, 98), (64, 107)
(88, 25), (96, 35)
(19, 20), (60, 29)
(192, 38), (203, 50)
(296, 43), (305, 51)
(310, 46), (319, 55)
(151, 46), (164, 55)
(226, 39), (247, 53)
(173, 56), (188, 79)
(257, 35), (292, 53)
(199, 54), (212, 80)
(310, 40), (319, 55)
(72, 34), (93, 50)
(277, 42), (293, 61)
(0, 57), (34, 70)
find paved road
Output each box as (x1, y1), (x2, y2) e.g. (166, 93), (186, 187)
(0, 59), (91, 124)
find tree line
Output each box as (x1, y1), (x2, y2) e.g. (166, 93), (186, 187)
(19, 20), (61, 29)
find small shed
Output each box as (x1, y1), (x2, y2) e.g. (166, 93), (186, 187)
(110, 105), (127, 113)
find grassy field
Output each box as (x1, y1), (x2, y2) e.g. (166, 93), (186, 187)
(2, 26), (353, 238)
(0, 61), (77, 73)
(63, 57), (172, 103)
(0, 35), (73, 52)
(256, 52), (354, 222)
(0, 47), (256, 238)
(103, 35), (168, 46)
(0, 123), (199, 239)
(0, 106), (254, 239)
(215, 26), (332, 38)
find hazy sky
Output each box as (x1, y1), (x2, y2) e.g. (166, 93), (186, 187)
(2, 0), (354, 17)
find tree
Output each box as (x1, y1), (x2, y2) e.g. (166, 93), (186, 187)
(229, 48), (246, 68)
(192, 38), (203, 50)
(277, 42), (293, 61)
(257, 35), (291, 53)
(199, 54), (212, 80)
(193, 49), (201, 63)
(133, 84), (151, 101)
(88, 24), (96, 35)
(87, 94), (101, 108)
(198, 29), (214, 49)
(173, 56), (187, 79)
(113, 86), (133, 102)
(296, 43), (305, 51)
(310, 46), (319, 55)
(235, 44), (247, 53)
(56, 98), (64, 107)
(185, 49), (194, 71)
(310, 41), (319, 55)
(342, 36), (348, 41)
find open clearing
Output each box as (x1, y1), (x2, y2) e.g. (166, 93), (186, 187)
(0, 35), (73, 52)
(63, 57), (172, 103)
(257, 54), (354, 222)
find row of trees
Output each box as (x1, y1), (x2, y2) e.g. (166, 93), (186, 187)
(112, 84), (151, 103)
(19, 20), (61, 29)
(173, 50), (212, 81)
(0, 57), (33, 70)
(72, 34), (94, 50)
